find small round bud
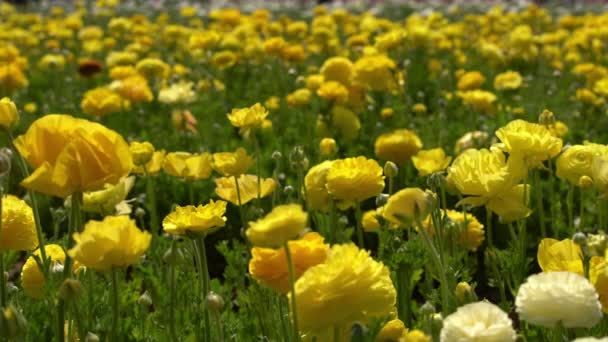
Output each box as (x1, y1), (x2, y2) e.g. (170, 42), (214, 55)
(137, 291), (153, 307)
(0, 149), (12, 179)
(271, 151), (282, 160)
(6, 283), (18, 295)
(135, 207), (146, 218)
(455, 281), (477, 304)
(301, 157), (309, 170)
(289, 145), (306, 163)
(338, 215), (349, 226)
(578, 175), (594, 189)
(0, 97), (20, 130)
(375, 193), (389, 207)
(129, 141), (155, 166)
(538, 109), (556, 126)
(319, 138), (337, 156)
(85, 332), (100, 342)
(283, 185), (294, 195)
(573, 232), (587, 246)
(427, 172), (447, 189)
(59, 279), (83, 301)
(419, 301), (435, 315)
(206, 291), (225, 312)
(383, 161), (398, 178)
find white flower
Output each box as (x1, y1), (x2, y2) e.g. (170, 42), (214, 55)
(440, 301), (516, 342)
(572, 338), (608, 342)
(515, 271), (602, 328)
(158, 81), (196, 104)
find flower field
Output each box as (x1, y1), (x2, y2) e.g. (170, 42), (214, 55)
(3, 0), (608, 341)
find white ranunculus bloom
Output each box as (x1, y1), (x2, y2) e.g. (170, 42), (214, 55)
(572, 338), (608, 342)
(515, 271), (602, 328)
(440, 301), (516, 342)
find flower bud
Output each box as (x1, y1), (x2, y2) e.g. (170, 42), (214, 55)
(289, 145), (306, 164)
(538, 109), (555, 126)
(135, 207), (146, 218)
(271, 151), (282, 160)
(419, 301), (435, 315)
(85, 332), (100, 342)
(137, 291), (153, 307)
(206, 291), (225, 312)
(375, 193), (389, 207)
(573, 232), (587, 246)
(1, 305), (27, 340)
(283, 185), (294, 195)
(6, 283), (18, 295)
(578, 175), (594, 189)
(455, 281), (477, 304)
(319, 138), (337, 156)
(0, 98), (19, 130)
(50, 263), (65, 274)
(59, 279), (83, 301)
(383, 161), (398, 178)
(338, 215), (349, 227)
(129, 141), (155, 166)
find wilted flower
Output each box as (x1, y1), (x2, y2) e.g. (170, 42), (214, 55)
(249, 232), (328, 293)
(162, 200), (227, 236)
(68, 216), (151, 271)
(246, 204), (307, 248)
(375, 129), (423, 164)
(440, 301), (516, 342)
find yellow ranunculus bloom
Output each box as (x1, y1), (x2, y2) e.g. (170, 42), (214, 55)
(304, 160), (334, 212)
(291, 244), (396, 337)
(537, 238), (583, 275)
(320, 57), (353, 86)
(227, 103), (269, 130)
(331, 105), (360, 141)
(112, 75), (153, 103)
(129, 141), (155, 166)
(135, 58), (169, 79)
(249, 232), (328, 293)
(212, 147), (254, 177)
(457, 71), (485, 91)
(80, 176), (135, 214)
(81, 87), (123, 117)
(162, 152), (213, 180)
(132, 150), (165, 175)
(0, 97), (19, 130)
(68, 215), (151, 271)
(556, 143), (608, 186)
(457, 90), (497, 114)
(215, 174), (276, 206)
(422, 209), (485, 251)
(376, 319), (406, 341)
(447, 148), (529, 222)
(246, 204), (308, 248)
(21, 244), (80, 299)
(162, 200), (227, 236)
(383, 188), (433, 227)
(412, 148), (452, 176)
(0, 63), (28, 91)
(319, 138), (337, 156)
(13, 114), (133, 198)
(374, 129), (423, 164)
(495, 119), (563, 167)
(317, 81), (349, 104)
(353, 54), (396, 91)
(326, 156), (385, 205)
(1, 195), (38, 252)
(494, 71), (523, 91)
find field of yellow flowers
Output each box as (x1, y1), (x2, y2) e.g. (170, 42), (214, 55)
(3, 0), (608, 341)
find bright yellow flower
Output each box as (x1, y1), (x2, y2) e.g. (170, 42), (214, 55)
(376, 319), (406, 342)
(246, 204), (308, 248)
(362, 209), (381, 232)
(412, 148), (452, 176)
(80, 176), (135, 214)
(331, 105), (360, 141)
(227, 103), (269, 130)
(212, 148), (254, 177)
(457, 71), (485, 91)
(132, 150), (165, 175)
(422, 209), (485, 251)
(292, 244), (396, 336)
(374, 129), (423, 164)
(556, 143), (608, 186)
(319, 138), (337, 156)
(14, 115), (133, 198)
(305, 74), (324, 91)
(211, 51), (238, 69)
(447, 149), (529, 222)
(0, 97), (19, 130)
(109, 65), (137, 80)
(81, 87), (123, 117)
(286, 88), (312, 107)
(383, 188), (433, 227)
(1, 195), (38, 252)
(112, 75), (153, 103)
(162, 200), (227, 236)
(495, 119), (563, 167)
(68, 216), (151, 271)
(494, 71), (523, 91)
(162, 152), (213, 180)
(215, 174), (276, 206)
(0, 63), (28, 91)
(304, 161), (334, 212)
(135, 58), (169, 79)
(129, 141), (155, 166)
(249, 232), (328, 293)
(24, 102), (37, 114)
(457, 90), (497, 114)
(320, 57), (353, 86)
(326, 156), (385, 205)
(412, 103), (427, 114)
(353, 54), (396, 91)
(21, 244), (79, 299)
(537, 238), (583, 275)
(317, 81), (349, 104)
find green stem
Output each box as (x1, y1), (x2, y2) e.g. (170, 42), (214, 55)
(567, 186), (574, 235)
(168, 243), (178, 342)
(0, 253), (5, 309)
(579, 188), (585, 230)
(485, 208), (494, 249)
(333, 325), (340, 342)
(535, 170), (546, 237)
(145, 170), (160, 235)
(284, 242), (300, 342)
(396, 266), (411, 327)
(194, 237), (211, 342)
(278, 295), (291, 341)
(111, 268), (120, 341)
(354, 202), (364, 248)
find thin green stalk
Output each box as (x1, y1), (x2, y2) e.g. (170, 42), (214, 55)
(396, 266), (411, 327)
(145, 170), (160, 235)
(567, 186), (574, 235)
(234, 176), (247, 230)
(535, 170), (546, 237)
(195, 237), (212, 342)
(188, 183), (195, 205)
(599, 196), (605, 231)
(0, 253), (5, 308)
(485, 208), (494, 249)
(354, 202), (364, 248)
(278, 295), (291, 341)
(284, 242), (300, 341)
(579, 188), (585, 230)
(168, 243), (178, 342)
(111, 268), (120, 341)
(71, 299), (86, 342)
(252, 133), (262, 201)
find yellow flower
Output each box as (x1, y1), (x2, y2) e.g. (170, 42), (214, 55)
(21, 244), (78, 299)
(326, 156), (385, 205)
(362, 209), (382, 232)
(81, 87), (123, 117)
(331, 105), (360, 141)
(212, 148), (254, 177)
(129, 141), (155, 166)
(381, 107), (394, 119)
(158, 81), (196, 105)
(319, 138), (337, 156)
(556, 143), (608, 186)
(135, 58), (169, 79)
(422, 209), (485, 251)
(495, 119), (563, 167)
(376, 319), (406, 342)
(457, 90), (497, 114)
(249, 232), (328, 293)
(353, 54), (396, 91)
(227, 103), (269, 130)
(317, 81), (349, 104)
(246, 204), (308, 248)
(537, 238), (583, 275)
(109, 65), (137, 80)
(24, 102), (37, 114)
(112, 75), (153, 103)
(286, 88), (312, 107)
(80, 176), (135, 214)
(412, 103), (427, 114)
(215, 174), (276, 206)
(132, 150), (165, 175)
(162, 152), (213, 180)
(292, 244), (396, 336)
(38, 54), (66, 71)
(447, 149), (529, 222)
(403, 330), (431, 342)
(320, 57), (353, 86)
(0, 63), (28, 91)
(383, 188), (433, 227)
(494, 71), (523, 91)
(13, 115), (133, 198)
(306, 74), (324, 91)
(457, 71), (485, 91)
(0, 97), (19, 130)
(68, 216), (151, 271)
(374, 129), (423, 164)
(1, 195), (38, 252)
(162, 200), (227, 236)
(412, 148), (452, 176)
(211, 51), (238, 69)
(304, 161), (334, 212)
